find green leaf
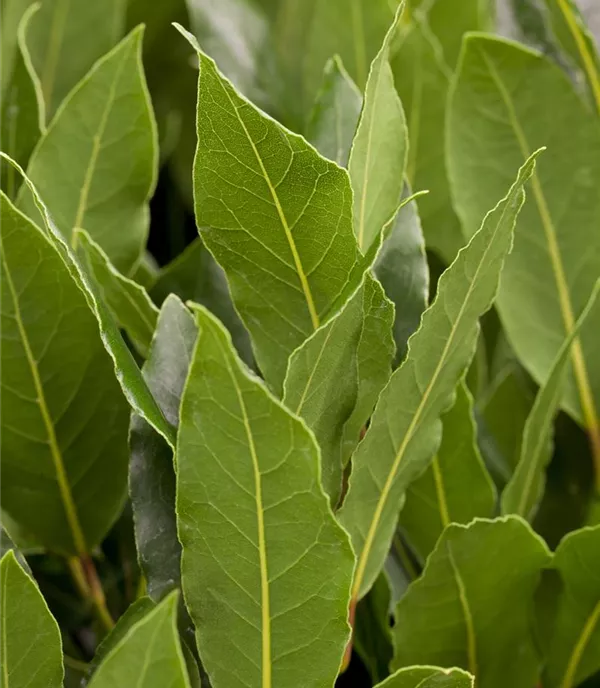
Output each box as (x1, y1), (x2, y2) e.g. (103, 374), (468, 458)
(338, 152), (539, 602)
(348, 2), (408, 253)
(130, 295), (197, 601)
(20, 27), (158, 274)
(502, 281), (600, 519)
(401, 381), (496, 563)
(542, 525), (600, 688)
(0, 0), (35, 95)
(375, 665), (474, 688)
(26, 0), (127, 116)
(0, 191), (130, 554)
(283, 273), (394, 503)
(306, 55), (362, 167)
(74, 228), (159, 358)
(150, 237), (253, 367)
(0, 527), (31, 574)
(87, 591), (190, 688)
(177, 304), (355, 687)
(447, 35), (600, 457)
(1, 2), (45, 198)
(374, 184), (429, 363)
(178, 25), (362, 391)
(391, 517), (551, 688)
(0, 550), (63, 688)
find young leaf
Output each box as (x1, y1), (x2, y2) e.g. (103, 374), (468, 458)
(74, 228), (159, 358)
(177, 304), (355, 688)
(502, 281), (600, 519)
(338, 152), (539, 602)
(0, 550), (63, 688)
(26, 0), (126, 116)
(177, 24), (363, 391)
(542, 525), (600, 688)
(87, 591), (190, 688)
(447, 35), (600, 474)
(391, 517), (551, 688)
(348, 2), (408, 252)
(19, 26), (158, 274)
(376, 666), (474, 688)
(1, 2), (45, 198)
(0, 191), (129, 554)
(130, 295), (197, 601)
(401, 381), (496, 562)
(306, 56), (362, 167)
(283, 273), (394, 502)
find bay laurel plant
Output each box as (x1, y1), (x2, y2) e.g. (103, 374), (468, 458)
(1, 0), (600, 687)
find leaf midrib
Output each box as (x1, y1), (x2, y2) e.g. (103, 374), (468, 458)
(447, 542), (478, 676)
(2, 562), (9, 687)
(214, 63), (320, 332)
(1, 237), (86, 555)
(560, 598), (600, 688)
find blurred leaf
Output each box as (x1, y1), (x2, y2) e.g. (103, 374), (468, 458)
(391, 517), (551, 688)
(338, 153), (538, 602)
(401, 381), (496, 563)
(19, 27), (158, 274)
(0, 550), (63, 688)
(0, 527), (31, 574)
(376, 665), (474, 687)
(177, 304), (354, 687)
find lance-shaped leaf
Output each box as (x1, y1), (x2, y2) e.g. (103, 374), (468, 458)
(283, 273), (394, 503)
(401, 381), (496, 563)
(0, 191), (130, 554)
(26, 0), (126, 116)
(177, 24), (362, 391)
(19, 27), (158, 274)
(391, 517), (551, 688)
(130, 295), (197, 601)
(0, 550), (63, 688)
(75, 228), (159, 358)
(177, 304), (355, 688)
(348, 2), (408, 253)
(1, 2), (45, 198)
(503, 281), (600, 519)
(338, 152), (539, 602)
(376, 666), (474, 688)
(447, 35), (600, 468)
(306, 55), (362, 167)
(542, 525), (600, 688)
(87, 591), (190, 688)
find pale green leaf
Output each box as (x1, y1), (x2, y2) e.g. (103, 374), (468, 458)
(391, 517), (551, 688)
(447, 34), (600, 437)
(348, 2), (407, 253)
(283, 273), (394, 503)
(0, 191), (129, 554)
(338, 152), (539, 602)
(130, 295), (197, 601)
(178, 25), (363, 391)
(87, 591), (191, 688)
(306, 55), (362, 167)
(177, 304), (354, 688)
(0, 550), (63, 688)
(20, 27), (158, 274)
(375, 665), (474, 688)
(503, 281), (600, 519)
(26, 0), (127, 116)
(401, 381), (496, 563)
(74, 228), (159, 358)
(0, 0), (35, 95)
(542, 525), (600, 688)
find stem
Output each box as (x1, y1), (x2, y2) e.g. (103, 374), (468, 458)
(63, 655), (90, 672)
(68, 556), (114, 633)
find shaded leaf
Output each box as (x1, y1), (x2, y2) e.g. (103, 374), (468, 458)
(0, 191), (129, 554)
(0, 527), (31, 574)
(130, 295), (197, 601)
(177, 304), (354, 688)
(376, 665), (474, 688)
(87, 591), (190, 688)
(178, 25), (362, 391)
(391, 517), (551, 688)
(0, 550), (63, 688)
(338, 152), (539, 601)
(20, 27), (158, 274)
(401, 381), (496, 563)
